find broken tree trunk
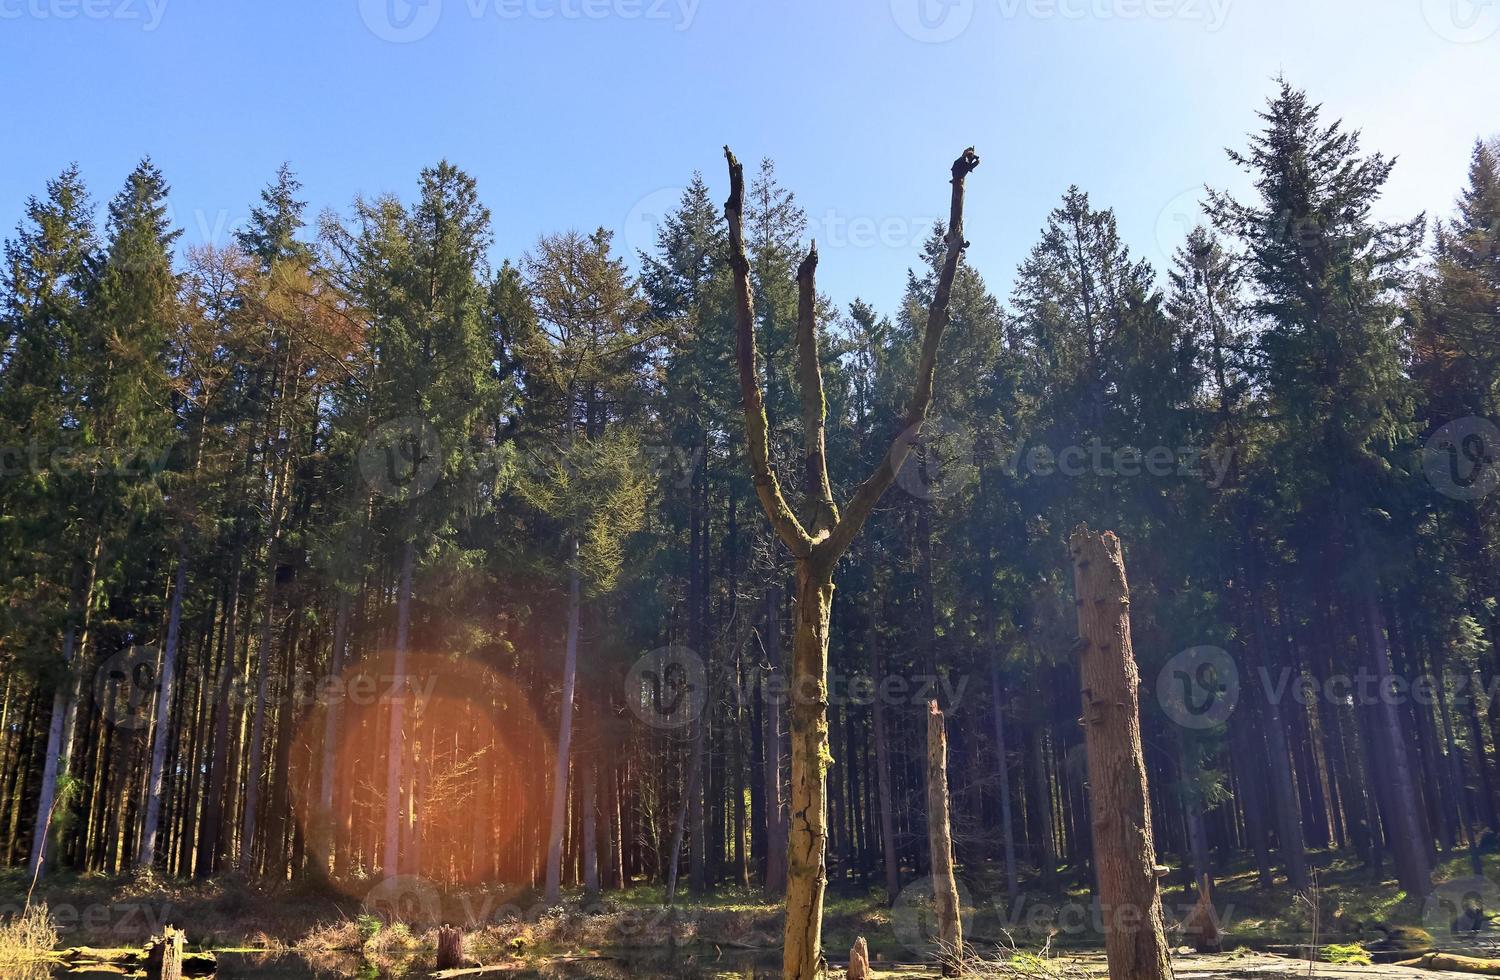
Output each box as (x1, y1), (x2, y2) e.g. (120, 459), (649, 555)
(436, 926), (466, 970)
(144, 926), (184, 980)
(1183, 875), (1222, 953)
(848, 937), (872, 980)
(926, 700), (963, 972)
(1069, 526), (1173, 980)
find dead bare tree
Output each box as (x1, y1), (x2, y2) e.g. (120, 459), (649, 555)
(723, 145), (980, 980)
(1069, 526), (1173, 980)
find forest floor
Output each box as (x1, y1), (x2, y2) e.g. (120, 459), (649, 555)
(4, 848), (1500, 976)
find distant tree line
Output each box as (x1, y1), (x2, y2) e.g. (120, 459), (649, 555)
(0, 82), (1496, 912)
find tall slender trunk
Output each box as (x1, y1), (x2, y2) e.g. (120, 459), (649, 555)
(1069, 527), (1172, 980)
(781, 560), (834, 980)
(1356, 577), (1431, 897)
(582, 756), (599, 896)
(763, 575), (787, 893)
(137, 542), (189, 867)
(29, 536), (101, 881)
(1245, 559), (1308, 889)
(926, 701), (962, 971)
(869, 602), (900, 905)
(383, 539), (415, 877)
(543, 546), (582, 904)
(989, 662), (1019, 902)
(316, 590), (352, 874)
(665, 720), (705, 903)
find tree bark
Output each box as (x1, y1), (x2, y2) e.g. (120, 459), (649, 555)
(383, 538), (415, 877)
(1068, 526), (1172, 980)
(137, 542), (189, 868)
(926, 701), (963, 972)
(542, 547), (581, 903)
(989, 662), (1020, 903)
(870, 603), (901, 905)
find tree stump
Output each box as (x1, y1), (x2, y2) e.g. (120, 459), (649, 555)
(144, 925), (184, 980)
(849, 936), (872, 980)
(926, 700), (963, 974)
(1069, 526), (1173, 980)
(436, 925), (466, 970)
(1183, 875), (1222, 952)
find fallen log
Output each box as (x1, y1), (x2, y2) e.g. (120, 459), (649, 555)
(55, 940), (216, 976)
(1395, 952), (1500, 975)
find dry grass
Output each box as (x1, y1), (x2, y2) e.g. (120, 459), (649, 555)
(0, 903), (59, 978)
(943, 933), (1096, 980)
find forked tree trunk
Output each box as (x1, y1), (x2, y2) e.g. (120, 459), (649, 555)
(925, 701), (962, 971)
(1068, 526), (1172, 980)
(723, 145), (979, 980)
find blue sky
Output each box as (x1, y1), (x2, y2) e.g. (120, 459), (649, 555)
(1, 0), (1495, 312)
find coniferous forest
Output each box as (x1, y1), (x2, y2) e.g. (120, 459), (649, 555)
(1, 71), (1499, 979)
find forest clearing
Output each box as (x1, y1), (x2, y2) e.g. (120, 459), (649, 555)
(2, 2), (1498, 978)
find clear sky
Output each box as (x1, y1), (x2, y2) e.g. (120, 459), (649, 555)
(1, 0), (1495, 312)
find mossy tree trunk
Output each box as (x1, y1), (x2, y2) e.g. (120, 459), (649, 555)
(926, 700), (962, 972)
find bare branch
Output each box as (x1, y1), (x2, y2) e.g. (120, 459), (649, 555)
(796, 243), (838, 536)
(724, 146), (813, 558)
(821, 147), (980, 563)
